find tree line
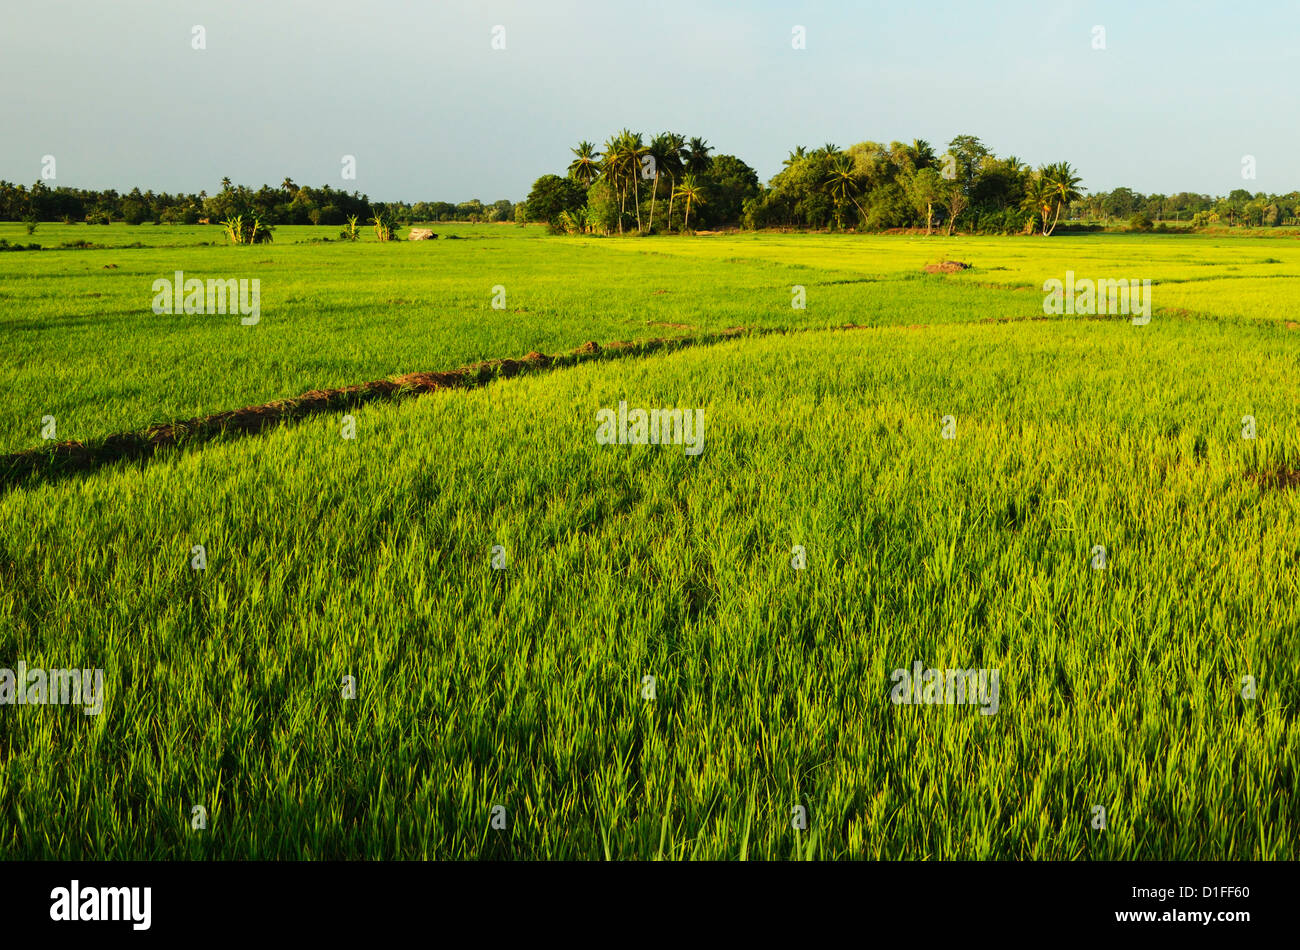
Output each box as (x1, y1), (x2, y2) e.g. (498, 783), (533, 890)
(7, 138), (1300, 235)
(0, 178), (516, 227)
(1078, 187), (1300, 229)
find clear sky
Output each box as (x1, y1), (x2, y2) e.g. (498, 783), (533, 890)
(3, 0), (1297, 201)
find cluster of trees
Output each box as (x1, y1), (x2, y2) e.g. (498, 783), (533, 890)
(526, 133), (1087, 235)
(525, 130), (762, 234)
(0, 179), (515, 226)
(749, 137), (1085, 235)
(527, 132), (1300, 235)
(1080, 187), (1300, 228)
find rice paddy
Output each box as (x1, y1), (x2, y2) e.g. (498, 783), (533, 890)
(1, 224), (1297, 859)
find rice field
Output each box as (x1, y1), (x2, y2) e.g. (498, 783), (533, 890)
(1, 224), (1297, 859)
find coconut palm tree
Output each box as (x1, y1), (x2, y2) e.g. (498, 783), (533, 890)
(1021, 173), (1055, 235)
(909, 139), (936, 170)
(825, 155), (866, 229)
(673, 174), (706, 232)
(663, 133), (686, 232)
(647, 133), (673, 233)
(1042, 161), (1083, 236)
(683, 137), (712, 175)
(601, 134), (629, 233)
(621, 130), (649, 232)
(567, 141), (601, 187)
(783, 145), (808, 168)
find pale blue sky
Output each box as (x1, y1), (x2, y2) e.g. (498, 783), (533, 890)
(3, 0), (1296, 201)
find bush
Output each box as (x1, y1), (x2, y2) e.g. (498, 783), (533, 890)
(369, 208), (399, 242)
(583, 180), (620, 234)
(1129, 213), (1154, 232)
(221, 214), (274, 244)
(971, 207), (1032, 236)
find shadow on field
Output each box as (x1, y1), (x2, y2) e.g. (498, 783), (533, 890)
(0, 330), (760, 495)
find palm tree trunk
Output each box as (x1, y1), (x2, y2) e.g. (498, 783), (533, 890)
(648, 171), (658, 233)
(667, 174), (676, 232)
(684, 197), (692, 232)
(1047, 200), (1063, 236)
(632, 172), (641, 233)
(850, 195), (867, 229)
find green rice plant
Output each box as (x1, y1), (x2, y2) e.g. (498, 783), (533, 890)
(1, 317), (1296, 860)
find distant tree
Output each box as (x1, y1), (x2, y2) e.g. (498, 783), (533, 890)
(941, 179), (969, 235)
(904, 167), (944, 234)
(646, 133), (673, 232)
(824, 154), (866, 229)
(1021, 174), (1055, 235)
(584, 179), (620, 234)
(621, 131), (649, 232)
(120, 199), (150, 225)
(662, 132), (686, 232)
(908, 139), (936, 170)
(699, 154), (760, 228)
(1101, 186), (1141, 219)
(945, 135), (990, 188)
(567, 141), (601, 187)
(683, 137), (713, 175)
(1041, 162), (1083, 235)
(673, 174), (706, 231)
(600, 132), (634, 233)
(525, 174), (586, 225)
